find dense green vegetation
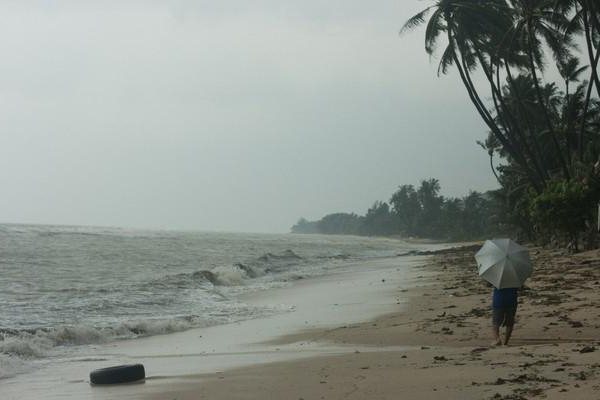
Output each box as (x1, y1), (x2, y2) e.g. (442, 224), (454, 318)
(402, 0), (600, 249)
(296, 1), (600, 249)
(291, 179), (506, 240)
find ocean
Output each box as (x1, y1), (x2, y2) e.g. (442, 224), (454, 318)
(0, 224), (422, 379)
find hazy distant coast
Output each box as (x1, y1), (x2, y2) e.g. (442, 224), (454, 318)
(292, 178), (505, 241)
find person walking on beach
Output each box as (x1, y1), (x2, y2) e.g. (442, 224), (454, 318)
(475, 239), (531, 346)
(492, 287), (518, 346)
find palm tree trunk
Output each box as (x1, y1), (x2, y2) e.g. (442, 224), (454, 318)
(446, 30), (541, 192)
(504, 64), (550, 181)
(526, 24), (571, 180)
(579, 48), (600, 161)
(460, 54), (499, 127)
(475, 49), (547, 184)
(582, 4), (600, 99)
(489, 151), (501, 185)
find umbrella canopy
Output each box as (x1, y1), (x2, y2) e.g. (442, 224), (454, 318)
(475, 239), (532, 289)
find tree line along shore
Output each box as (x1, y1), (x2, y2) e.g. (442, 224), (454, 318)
(291, 178), (504, 241)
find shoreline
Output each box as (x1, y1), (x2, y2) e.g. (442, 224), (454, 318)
(0, 254), (431, 400)
(147, 245), (600, 400)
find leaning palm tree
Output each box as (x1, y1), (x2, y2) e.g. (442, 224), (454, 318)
(401, 0), (544, 190)
(578, 0), (600, 98)
(560, 0), (600, 159)
(497, 74), (560, 176)
(491, 40), (552, 183)
(560, 0), (600, 98)
(504, 0), (574, 179)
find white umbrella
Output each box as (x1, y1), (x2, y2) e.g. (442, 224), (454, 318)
(475, 239), (532, 289)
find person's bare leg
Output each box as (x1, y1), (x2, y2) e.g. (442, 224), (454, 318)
(503, 325), (513, 346)
(492, 325), (502, 346)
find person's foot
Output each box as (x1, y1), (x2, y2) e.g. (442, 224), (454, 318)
(491, 340), (502, 347)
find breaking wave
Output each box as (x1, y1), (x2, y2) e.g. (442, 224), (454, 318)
(0, 302), (294, 375)
(145, 249), (305, 289)
(0, 318), (200, 360)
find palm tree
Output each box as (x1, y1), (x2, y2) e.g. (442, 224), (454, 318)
(561, 1), (600, 102)
(579, 0), (600, 98)
(560, 1), (600, 159)
(497, 73), (561, 176)
(504, 0), (574, 179)
(558, 57), (588, 97)
(401, 0), (544, 190)
(491, 41), (552, 182)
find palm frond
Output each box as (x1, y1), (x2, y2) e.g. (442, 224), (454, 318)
(400, 7), (433, 35)
(425, 9), (446, 54)
(437, 41), (456, 76)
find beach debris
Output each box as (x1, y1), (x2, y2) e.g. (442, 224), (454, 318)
(471, 347), (489, 354)
(519, 358), (561, 369)
(467, 307), (488, 317)
(561, 362), (576, 366)
(433, 355), (448, 361)
(89, 364), (145, 385)
(514, 387), (544, 397)
(578, 346), (595, 353)
(519, 351), (535, 358)
(488, 374), (560, 386)
(491, 393), (527, 400)
(441, 327), (453, 335)
(569, 371), (588, 380)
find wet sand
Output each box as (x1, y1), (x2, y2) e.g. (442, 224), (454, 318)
(148, 245), (600, 399)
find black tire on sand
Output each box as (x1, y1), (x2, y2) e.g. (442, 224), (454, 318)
(90, 364), (145, 385)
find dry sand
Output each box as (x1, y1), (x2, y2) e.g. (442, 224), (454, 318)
(149, 245), (600, 400)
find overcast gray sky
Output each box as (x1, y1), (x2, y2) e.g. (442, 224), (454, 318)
(0, 0), (499, 233)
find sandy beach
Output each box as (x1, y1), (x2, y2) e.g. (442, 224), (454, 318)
(146, 245), (600, 400)
(4, 244), (598, 400)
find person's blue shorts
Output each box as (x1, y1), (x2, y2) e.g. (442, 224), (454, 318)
(492, 307), (516, 327)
